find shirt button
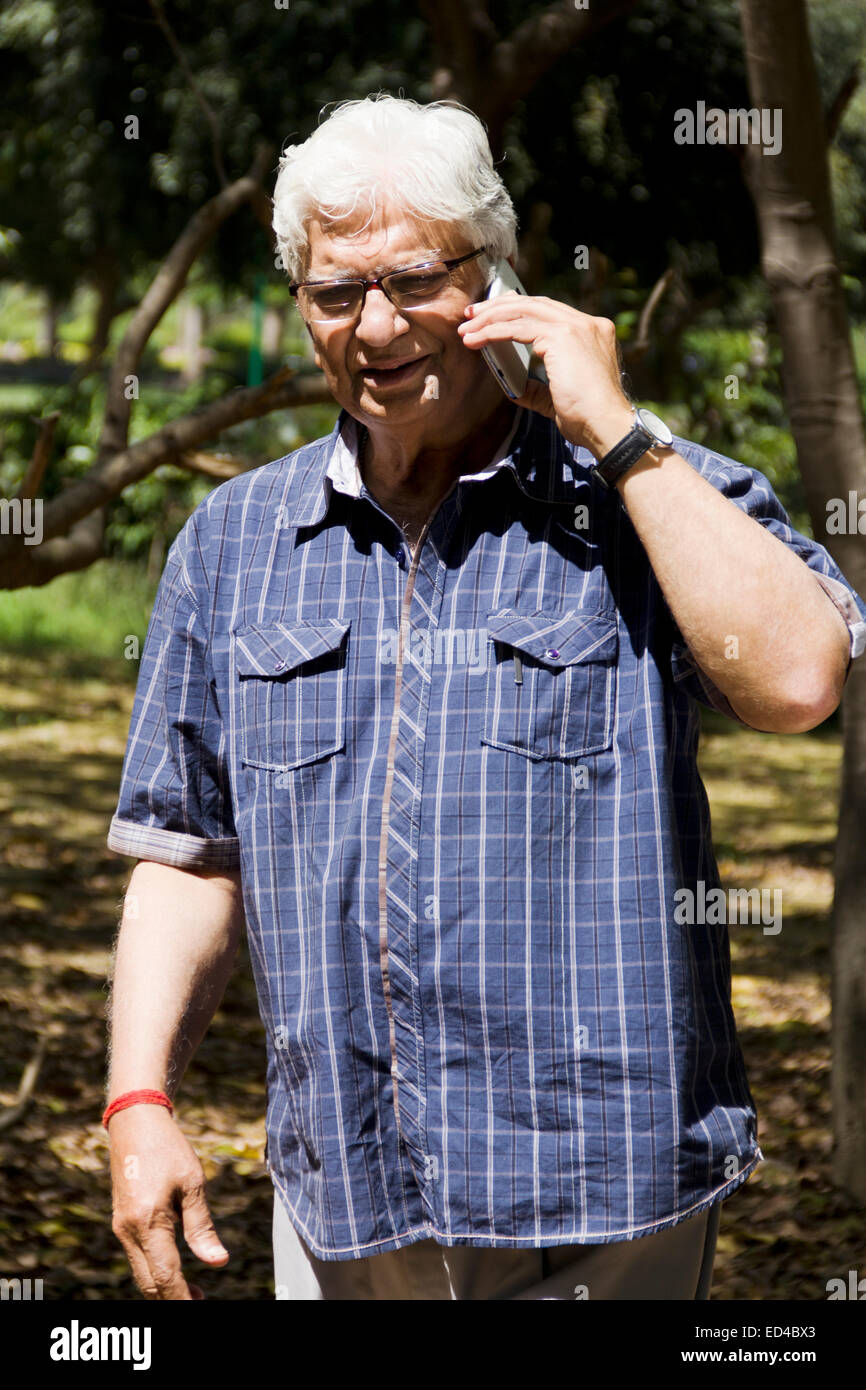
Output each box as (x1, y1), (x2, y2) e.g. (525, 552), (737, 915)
(395, 546), (405, 565)
(274, 659), (285, 670)
(546, 647), (560, 660)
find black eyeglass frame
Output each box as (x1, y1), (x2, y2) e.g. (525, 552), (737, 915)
(288, 246), (487, 319)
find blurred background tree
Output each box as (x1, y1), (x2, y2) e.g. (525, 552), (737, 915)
(1, 0), (866, 1293)
(1, 0), (864, 587)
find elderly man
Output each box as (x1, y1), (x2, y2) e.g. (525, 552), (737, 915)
(105, 95), (866, 1301)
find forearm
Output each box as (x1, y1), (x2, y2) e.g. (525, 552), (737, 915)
(461, 296), (851, 731)
(107, 859), (245, 1101)
(612, 444), (850, 732)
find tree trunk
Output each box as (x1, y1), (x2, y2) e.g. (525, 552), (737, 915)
(179, 298), (205, 384)
(71, 258), (121, 384)
(739, 0), (866, 1202)
(417, 0), (638, 153)
(86, 261), (120, 370)
(146, 526), (166, 587)
(37, 294), (61, 360)
(262, 303), (287, 360)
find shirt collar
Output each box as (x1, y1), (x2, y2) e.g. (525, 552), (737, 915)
(291, 405), (596, 529)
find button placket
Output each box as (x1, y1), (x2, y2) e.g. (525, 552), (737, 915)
(375, 501), (455, 1200)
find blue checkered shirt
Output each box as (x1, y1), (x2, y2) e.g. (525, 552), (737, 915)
(108, 406), (866, 1259)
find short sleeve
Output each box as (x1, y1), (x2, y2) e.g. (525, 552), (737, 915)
(664, 437), (866, 721)
(107, 533), (240, 871)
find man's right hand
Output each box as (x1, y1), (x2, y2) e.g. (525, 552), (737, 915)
(108, 1105), (230, 1300)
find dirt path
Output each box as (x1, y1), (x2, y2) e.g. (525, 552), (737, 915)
(0, 656), (861, 1299)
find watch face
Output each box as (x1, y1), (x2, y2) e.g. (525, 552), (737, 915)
(636, 408), (673, 447)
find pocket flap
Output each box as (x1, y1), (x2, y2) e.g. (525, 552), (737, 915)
(235, 619), (350, 677)
(486, 609), (617, 667)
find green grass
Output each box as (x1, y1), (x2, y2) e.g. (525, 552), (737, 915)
(0, 383), (49, 413)
(0, 559), (157, 680)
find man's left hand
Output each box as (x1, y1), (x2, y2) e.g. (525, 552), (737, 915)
(457, 294), (634, 457)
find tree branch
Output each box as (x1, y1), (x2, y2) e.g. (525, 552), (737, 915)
(0, 368), (331, 560)
(0, 1037), (48, 1133)
(0, 140), (288, 589)
(18, 509), (108, 588)
(489, 0), (638, 117)
(148, 0), (228, 188)
(250, 184), (276, 240)
(98, 141), (273, 466)
(826, 61), (860, 143)
(16, 411), (60, 501)
(631, 268), (676, 357)
(173, 450), (256, 479)
(0, 510), (107, 589)
(416, 0), (498, 98)
(416, 0), (638, 142)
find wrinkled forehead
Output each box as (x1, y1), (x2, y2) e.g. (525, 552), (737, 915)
(304, 207), (472, 278)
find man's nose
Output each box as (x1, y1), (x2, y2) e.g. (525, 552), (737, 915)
(353, 286), (409, 346)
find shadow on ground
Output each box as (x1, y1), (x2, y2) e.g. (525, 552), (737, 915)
(0, 661), (863, 1299)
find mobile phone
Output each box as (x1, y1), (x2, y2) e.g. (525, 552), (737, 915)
(480, 259), (532, 399)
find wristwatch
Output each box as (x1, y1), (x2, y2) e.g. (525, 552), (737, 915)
(593, 407), (674, 489)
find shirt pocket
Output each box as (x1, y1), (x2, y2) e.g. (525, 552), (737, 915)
(481, 609), (617, 761)
(234, 618), (350, 771)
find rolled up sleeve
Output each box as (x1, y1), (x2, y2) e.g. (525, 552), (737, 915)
(107, 536), (239, 871)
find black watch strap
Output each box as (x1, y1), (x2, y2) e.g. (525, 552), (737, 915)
(594, 420), (655, 489)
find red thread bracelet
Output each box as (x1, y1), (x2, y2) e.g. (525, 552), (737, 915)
(102, 1089), (173, 1129)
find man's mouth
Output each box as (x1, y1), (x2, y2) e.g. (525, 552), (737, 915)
(358, 356), (430, 388)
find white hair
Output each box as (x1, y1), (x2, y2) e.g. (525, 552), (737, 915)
(272, 95), (518, 283)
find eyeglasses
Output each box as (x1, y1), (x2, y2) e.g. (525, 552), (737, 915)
(289, 247), (486, 323)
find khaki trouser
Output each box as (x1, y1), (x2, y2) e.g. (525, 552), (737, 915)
(273, 1190), (721, 1301)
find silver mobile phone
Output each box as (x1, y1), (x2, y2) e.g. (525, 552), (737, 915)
(480, 258), (547, 400)
(480, 259), (532, 399)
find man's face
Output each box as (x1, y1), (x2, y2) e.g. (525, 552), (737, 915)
(300, 207), (496, 436)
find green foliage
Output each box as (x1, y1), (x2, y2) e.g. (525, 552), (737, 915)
(0, 558), (157, 676)
(661, 320), (809, 535)
(809, 0), (866, 297)
(3, 0), (866, 306)
(1, 0), (865, 570)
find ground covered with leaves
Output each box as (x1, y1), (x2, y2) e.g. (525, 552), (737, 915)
(0, 652), (863, 1300)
